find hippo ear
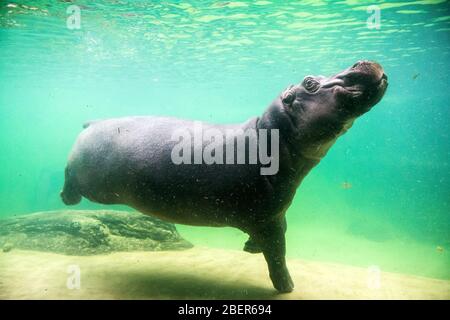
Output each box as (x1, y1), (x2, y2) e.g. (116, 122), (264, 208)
(281, 86), (295, 105)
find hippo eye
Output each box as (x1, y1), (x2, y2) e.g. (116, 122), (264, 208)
(303, 77), (320, 92)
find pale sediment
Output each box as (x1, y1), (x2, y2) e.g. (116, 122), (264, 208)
(0, 247), (448, 300)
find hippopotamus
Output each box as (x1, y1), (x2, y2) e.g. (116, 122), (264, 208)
(61, 61), (388, 293)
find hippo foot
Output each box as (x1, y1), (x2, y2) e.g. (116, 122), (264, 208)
(60, 190), (81, 206)
(270, 268), (294, 293)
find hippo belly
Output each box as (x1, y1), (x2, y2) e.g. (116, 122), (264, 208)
(63, 116), (275, 227)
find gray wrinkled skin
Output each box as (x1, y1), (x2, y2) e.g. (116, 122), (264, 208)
(61, 61), (388, 292)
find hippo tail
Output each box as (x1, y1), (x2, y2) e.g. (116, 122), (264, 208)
(60, 167), (82, 205)
(82, 119), (101, 129)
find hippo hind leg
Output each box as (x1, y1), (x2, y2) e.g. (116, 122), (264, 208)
(60, 167), (81, 205)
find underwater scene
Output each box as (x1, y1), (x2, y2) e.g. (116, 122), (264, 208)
(0, 0), (449, 300)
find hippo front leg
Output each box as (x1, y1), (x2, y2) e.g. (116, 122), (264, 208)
(244, 217), (286, 254)
(252, 218), (293, 293)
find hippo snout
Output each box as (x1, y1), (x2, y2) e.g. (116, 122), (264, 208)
(350, 60), (387, 85)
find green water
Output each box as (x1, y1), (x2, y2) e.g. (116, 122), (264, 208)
(0, 0), (449, 281)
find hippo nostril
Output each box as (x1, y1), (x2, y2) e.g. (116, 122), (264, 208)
(381, 73), (388, 80)
(352, 60), (374, 70)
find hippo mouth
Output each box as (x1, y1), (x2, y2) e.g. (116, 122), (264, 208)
(342, 73), (388, 98)
(331, 61), (388, 98)
(337, 61), (388, 96)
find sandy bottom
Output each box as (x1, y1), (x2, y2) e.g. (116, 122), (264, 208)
(0, 247), (448, 300)
(178, 221), (450, 280)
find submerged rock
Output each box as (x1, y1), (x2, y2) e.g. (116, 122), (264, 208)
(0, 210), (193, 255)
(2, 243), (13, 253)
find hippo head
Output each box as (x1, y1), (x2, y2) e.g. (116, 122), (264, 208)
(279, 60), (388, 160)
